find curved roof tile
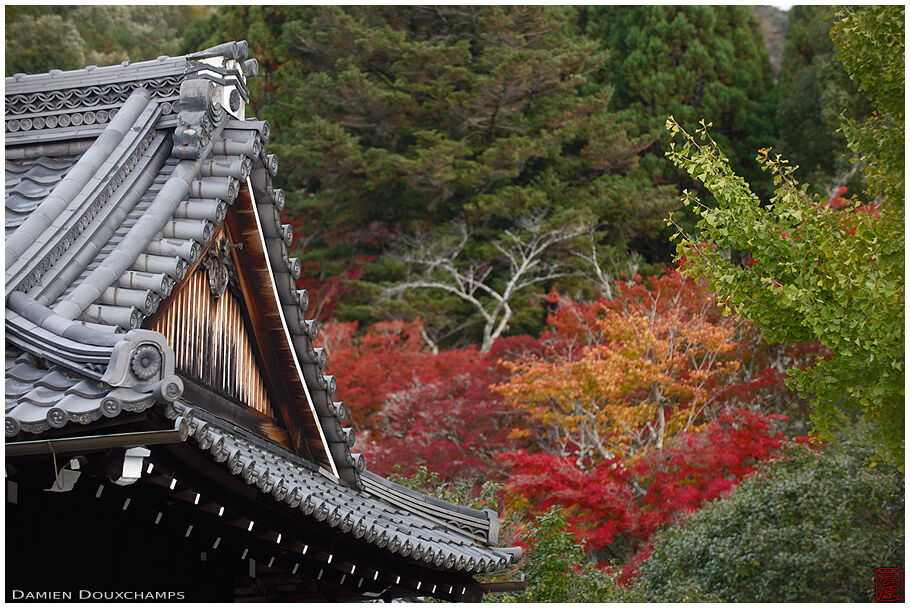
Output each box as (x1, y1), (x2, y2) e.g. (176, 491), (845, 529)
(167, 401), (518, 572)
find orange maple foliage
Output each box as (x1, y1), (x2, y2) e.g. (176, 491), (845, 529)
(494, 271), (741, 465)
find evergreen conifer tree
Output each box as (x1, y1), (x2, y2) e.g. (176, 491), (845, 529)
(185, 7), (676, 340)
(583, 5), (778, 257)
(776, 6), (869, 196)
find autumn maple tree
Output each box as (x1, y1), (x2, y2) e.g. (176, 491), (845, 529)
(491, 271), (807, 576)
(317, 268), (809, 579)
(501, 408), (791, 571)
(319, 319), (539, 481)
(495, 271), (742, 464)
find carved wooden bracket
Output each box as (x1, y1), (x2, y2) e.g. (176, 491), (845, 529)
(202, 235), (241, 299)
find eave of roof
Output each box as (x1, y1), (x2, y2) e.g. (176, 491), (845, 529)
(171, 402), (518, 571)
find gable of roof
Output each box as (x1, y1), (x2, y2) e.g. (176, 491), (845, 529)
(4, 42), (521, 595)
(4, 40), (349, 476)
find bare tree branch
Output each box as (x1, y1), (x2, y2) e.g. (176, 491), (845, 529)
(384, 215), (588, 351)
(571, 232), (642, 300)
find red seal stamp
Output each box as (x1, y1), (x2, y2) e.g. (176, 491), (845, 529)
(875, 567), (904, 602)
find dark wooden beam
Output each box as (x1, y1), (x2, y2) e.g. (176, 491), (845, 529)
(144, 441), (487, 601)
(479, 581), (527, 593)
(224, 187), (330, 468)
(180, 376), (292, 450)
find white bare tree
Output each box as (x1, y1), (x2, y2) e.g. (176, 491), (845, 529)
(384, 214), (589, 352)
(570, 231), (643, 300)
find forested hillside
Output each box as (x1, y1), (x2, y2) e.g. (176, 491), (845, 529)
(6, 5), (903, 601)
(5, 6), (215, 74)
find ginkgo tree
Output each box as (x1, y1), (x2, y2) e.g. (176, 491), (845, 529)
(664, 5), (904, 466)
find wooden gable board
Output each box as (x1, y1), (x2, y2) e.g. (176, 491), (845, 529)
(144, 181), (336, 472)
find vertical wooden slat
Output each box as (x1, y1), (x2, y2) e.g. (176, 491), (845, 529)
(150, 266), (274, 417)
(244, 316), (251, 405)
(193, 273), (200, 380)
(177, 286), (185, 370)
(214, 290), (222, 393)
(220, 292), (227, 394)
(169, 301), (176, 370)
(195, 274), (200, 382)
(231, 302), (238, 399)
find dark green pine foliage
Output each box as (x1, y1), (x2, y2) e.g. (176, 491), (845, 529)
(583, 6), (777, 257)
(5, 13), (86, 75)
(184, 7), (676, 336)
(776, 6), (870, 197)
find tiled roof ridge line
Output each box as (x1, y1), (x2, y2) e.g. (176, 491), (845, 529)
(4, 76), (180, 138)
(14, 104), (163, 300)
(52, 91), (229, 321)
(6, 139), (96, 161)
(5, 56), (186, 93)
(184, 61), (252, 105)
(3, 40), (248, 96)
(4, 87), (153, 274)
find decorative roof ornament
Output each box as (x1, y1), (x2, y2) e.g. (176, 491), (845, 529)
(186, 40), (249, 62)
(172, 79), (223, 160)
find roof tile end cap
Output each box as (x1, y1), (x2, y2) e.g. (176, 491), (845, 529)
(483, 508), (501, 545)
(187, 40), (249, 62)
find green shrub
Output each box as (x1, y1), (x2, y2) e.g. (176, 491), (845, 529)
(495, 509), (627, 603)
(633, 436), (904, 602)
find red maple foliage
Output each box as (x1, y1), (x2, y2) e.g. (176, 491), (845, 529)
(319, 320), (539, 481)
(318, 319), (430, 428)
(633, 408), (787, 537)
(500, 450), (638, 553)
(501, 408), (791, 578)
(314, 267), (812, 579)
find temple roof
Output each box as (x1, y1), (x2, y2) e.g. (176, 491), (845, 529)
(4, 41), (519, 599)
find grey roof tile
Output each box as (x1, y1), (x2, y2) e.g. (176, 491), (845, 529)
(6, 361), (48, 383)
(54, 393), (108, 417)
(33, 369), (79, 392)
(4, 356), (157, 435)
(167, 403), (517, 573)
(65, 380), (109, 399)
(6, 401), (54, 425)
(4, 156), (80, 238)
(4, 380), (34, 400)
